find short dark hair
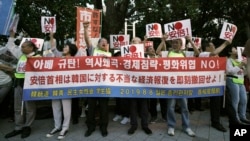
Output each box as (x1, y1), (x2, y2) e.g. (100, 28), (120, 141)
(201, 40), (210, 51)
(98, 38), (107, 44)
(66, 43), (78, 56)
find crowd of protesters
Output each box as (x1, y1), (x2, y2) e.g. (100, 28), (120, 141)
(0, 23), (250, 140)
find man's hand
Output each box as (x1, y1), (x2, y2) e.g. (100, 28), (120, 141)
(185, 35), (192, 42)
(162, 33), (168, 40)
(49, 32), (54, 38)
(83, 21), (90, 29)
(9, 29), (15, 38)
(225, 39), (232, 45)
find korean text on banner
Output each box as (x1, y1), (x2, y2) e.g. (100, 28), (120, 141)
(23, 57), (227, 101)
(76, 7), (101, 50)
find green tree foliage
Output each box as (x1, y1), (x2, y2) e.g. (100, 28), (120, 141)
(15, 0), (90, 45)
(13, 0), (250, 47)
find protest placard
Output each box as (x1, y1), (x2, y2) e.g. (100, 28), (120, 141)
(41, 16), (56, 33)
(20, 38), (44, 51)
(146, 23), (162, 38)
(219, 22), (237, 41)
(121, 44), (145, 58)
(164, 19), (192, 40)
(110, 35), (130, 49)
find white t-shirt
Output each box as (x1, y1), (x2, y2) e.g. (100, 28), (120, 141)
(199, 52), (211, 57)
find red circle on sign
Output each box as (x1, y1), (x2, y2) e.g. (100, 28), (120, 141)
(31, 38), (37, 43)
(118, 36), (124, 41)
(232, 26), (236, 33)
(50, 18), (54, 24)
(129, 46), (136, 52)
(174, 22), (182, 30)
(153, 24), (158, 30)
(194, 38), (199, 43)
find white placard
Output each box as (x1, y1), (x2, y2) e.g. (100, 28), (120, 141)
(41, 16), (56, 33)
(110, 35), (130, 49)
(237, 46), (245, 61)
(121, 44), (145, 58)
(20, 38), (44, 51)
(146, 23), (162, 38)
(164, 19), (192, 40)
(219, 22), (237, 41)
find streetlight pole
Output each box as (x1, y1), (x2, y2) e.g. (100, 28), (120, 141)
(132, 20), (138, 38)
(124, 18), (138, 38)
(125, 18), (128, 35)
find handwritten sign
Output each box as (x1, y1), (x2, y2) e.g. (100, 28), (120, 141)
(76, 7), (101, 51)
(121, 44), (145, 58)
(219, 22), (237, 41)
(110, 35), (130, 49)
(146, 23), (162, 38)
(164, 19), (192, 40)
(41, 16), (56, 33)
(20, 38), (44, 51)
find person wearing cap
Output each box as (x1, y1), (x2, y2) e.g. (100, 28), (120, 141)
(46, 42), (78, 140)
(83, 21), (111, 137)
(5, 31), (41, 139)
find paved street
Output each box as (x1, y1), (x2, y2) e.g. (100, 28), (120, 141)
(0, 100), (234, 141)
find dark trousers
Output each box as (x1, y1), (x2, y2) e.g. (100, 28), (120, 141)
(225, 87), (239, 124)
(149, 98), (167, 120)
(129, 98), (149, 128)
(114, 98), (130, 117)
(210, 96), (223, 125)
(86, 98), (109, 130)
(71, 98), (80, 121)
(188, 98), (202, 110)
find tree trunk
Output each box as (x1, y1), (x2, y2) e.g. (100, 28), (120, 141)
(99, 0), (130, 39)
